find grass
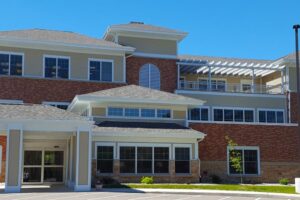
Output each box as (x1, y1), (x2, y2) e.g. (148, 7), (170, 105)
(105, 183), (296, 194)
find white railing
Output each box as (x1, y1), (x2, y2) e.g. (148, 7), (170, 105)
(178, 80), (285, 95)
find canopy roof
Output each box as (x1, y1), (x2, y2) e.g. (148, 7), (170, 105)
(178, 55), (285, 77)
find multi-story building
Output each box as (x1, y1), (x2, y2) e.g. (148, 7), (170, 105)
(0, 22), (298, 192)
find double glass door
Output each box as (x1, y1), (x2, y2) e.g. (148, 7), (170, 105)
(23, 150), (64, 183)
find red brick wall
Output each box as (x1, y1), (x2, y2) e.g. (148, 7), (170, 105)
(126, 56), (177, 93)
(0, 77), (125, 104)
(290, 92), (299, 123)
(0, 136), (6, 182)
(190, 123), (300, 162)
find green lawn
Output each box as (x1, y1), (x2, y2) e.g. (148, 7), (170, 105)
(105, 184), (296, 194)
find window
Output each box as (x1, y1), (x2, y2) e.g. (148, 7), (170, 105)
(211, 80), (226, 92)
(0, 99), (23, 105)
(188, 107), (209, 121)
(228, 147), (259, 175)
(139, 63), (160, 90)
(42, 102), (70, 110)
(258, 110), (284, 123)
(213, 108), (254, 123)
(120, 147), (136, 173)
(242, 84), (252, 92)
(89, 59), (113, 82)
(97, 146), (114, 173)
(154, 147), (169, 173)
(108, 107), (123, 117)
(125, 108), (139, 117)
(179, 76), (185, 89)
(137, 147), (152, 173)
(175, 147), (190, 174)
(44, 56), (69, 79)
(141, 109), (155, 118)
(0, 52), (23, 76)
(157, 109), (171, 118)
(199, 79), (208, 91)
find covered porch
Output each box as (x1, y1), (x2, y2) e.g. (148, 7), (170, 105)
(0, 104), (93, 192)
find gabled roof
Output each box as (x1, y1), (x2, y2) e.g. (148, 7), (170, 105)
(275, 52), (299, 63)
(0, 29), (134, 52)
(73, 85), (204, 106)
(0, 104), (88, 121)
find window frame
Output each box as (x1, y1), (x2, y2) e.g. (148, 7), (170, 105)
(106, 107), (173, 119)
(42, 101), (70, 110)
(139, 63), (160, 90)
(173, 144), (192, 174)
(0, 51), (24, 76)
(227, 146), (260, 176)
(95, 143), (115, 174)
(212, 107), (255, 123)
(257, 108), (285, 124)
(43, 55), (71, 79)
(188, 106), (210, 121)
(0, 99), (23, 105)
(88, 58), (114, 82)
(198, 78), (227, 92)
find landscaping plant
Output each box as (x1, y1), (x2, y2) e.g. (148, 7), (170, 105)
(141, 176), (154, 184)
(279, 178), (290, 185)
(226, 136), (243, 184)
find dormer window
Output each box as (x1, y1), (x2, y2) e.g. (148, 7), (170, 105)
(44, 55), (69, 79)
(0, 52), (23, 76)
(139, 63), (160, 90)
(89, 59), (113, 82)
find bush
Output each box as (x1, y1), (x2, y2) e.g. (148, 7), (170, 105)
(141, 176), (154, 184)
(210, 174), (222, 184)
(279, 178), (289, 185)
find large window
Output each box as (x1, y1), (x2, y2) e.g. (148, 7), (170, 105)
(139, 63), (160, 90)
(228, 147), (259, 175)
(175, 147), (190, 174)
(258, 109), (284, 123)
(198, 79), (226, 92)
(188, 107), (209, 121)
(213, 108), (254, 122)
(107, 107), (123, 116)
(0, 52), (23, 76)
(44, 56), (69, 79)
(107, 107), (171, 119)
(157, 109), (171, 118)
(89, 59), (113, 82)
(120, 145), (170, 174)
(97, 146), (114, 174)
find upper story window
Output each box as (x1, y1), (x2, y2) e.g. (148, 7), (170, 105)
(107, 107), (171, 119)
(139, 63), (160, 90)
(258, 109), (284, 123)
(43, 101), (70, 110)
(188, 107), (209, 121)
(44, 56), (70, 79)
(199, 79), (226, 92)
(89, 59), (113, 82)
(0, 52), (23, 76)
(213, 107), (254, 122)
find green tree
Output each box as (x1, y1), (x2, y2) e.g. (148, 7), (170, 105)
(225, 136), (243, 184)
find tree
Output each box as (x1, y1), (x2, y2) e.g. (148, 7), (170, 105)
(225, 136), (243, 184)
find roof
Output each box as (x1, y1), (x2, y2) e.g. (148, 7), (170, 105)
(75, 85), (204, 106)
(0, 29), (134, 51)
(0, 104), (88, 121)
(178, 54), (285, 77)
(93, 121), (205, 139)
(277, 52), (299, 62)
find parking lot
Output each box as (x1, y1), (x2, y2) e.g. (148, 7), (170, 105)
(0, 191), (299, 200)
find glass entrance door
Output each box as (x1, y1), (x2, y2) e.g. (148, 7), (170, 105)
(23, 150), (64, 184)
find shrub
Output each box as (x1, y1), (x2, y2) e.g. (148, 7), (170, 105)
(210, 174), (222, 184)
(141, 176), (154, 184)
(279, 178), (289, 185)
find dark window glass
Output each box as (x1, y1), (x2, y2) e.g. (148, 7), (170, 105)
(242, 84), (252, 92)
(154, 147), (169, 173)
(89, 61), (101, 81)
(101, 61), (112, 82)
(201, 108), (209, 121)
(276, 111), (284, 123)
(44, 167), (63, 182)
(24, 151), (42, 165)
(175, 147), (190, 173)
(44, 151), (64, 165)
(139, 64), (160, 90)
(224, 109), (234, 121)
(120, 147), (135, 173)
(229, 150), (243, 174)
(10, 55), (22, 76)
(137, 147), (152, 173)
(199, 79), (208, 90)
(97, 146), (113, 173)
(124, 108), (139, 117)
(23, 167), (41, 182)
(57, 58), (69, 79)
(141, 109), (155, 118)
(157, 109), (171, 118)
(234, 110), (244, 122)
(56, 104), (69, 110)
(189, 108), (200, 120)
(244, 150), (258, 174)
(266, 111), (276, 123)
(0, 54), (9, 75)
(108, 107), (123, 116)
(244, 110), (254, 122)
(214, 109), (223, 121)
(45, 57), (57, 78)
(259, 111), (266, 123)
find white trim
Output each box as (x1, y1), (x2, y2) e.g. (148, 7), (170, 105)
(88, 58), (114, 82)
(188, 120), (298, 126)
(173, 144), (192, 174)
(95, 142), (116, 159)
(188, 106), (210, 122)
(123, 55), (126, 83)
(212, 106), (255, 123)
(43, 55), (71, 79)
(75, 130), (79, 189)
(0, 99), (23, 105)
(42, 101), (70, 107)
(133, 52), (177, 59)
(227, 146), (260, 176)
(257, 108), (285, 124)
(0, 51), (24, 77)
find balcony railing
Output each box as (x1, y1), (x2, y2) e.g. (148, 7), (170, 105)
(178, 80), (285, 95)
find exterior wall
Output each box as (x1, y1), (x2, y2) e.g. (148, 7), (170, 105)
(118, 36), (177, 55)
(126, 56), (177, 93)
(0, 136), (7, 182)
(78, 132), (89, 185)
(7, 130), (21, 187)
(0, 46), (125, 82)
(173, 110), (186, 119)
(190, 123), (300, 183)
(0, 77), (125, 103)
(288, 65), (297, 92)
(290, 92), (299, 123)
(91, 107), (106, 116)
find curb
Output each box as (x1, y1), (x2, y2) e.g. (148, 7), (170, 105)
(102, 188), (300, 199)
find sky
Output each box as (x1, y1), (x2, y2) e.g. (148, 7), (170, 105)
(0, 0), (299, 60)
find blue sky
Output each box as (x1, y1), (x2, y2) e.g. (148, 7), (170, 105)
(0, 0), (299, 60)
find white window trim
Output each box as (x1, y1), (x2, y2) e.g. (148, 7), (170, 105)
(88, 58), (114, 82)
(42, 101), (70, 109)
(0, 51), (24, 76)
(188, 106), (210, 121)
(227, 146), (260, 176)
(95, 142), (116, 175)
(198, 77), (227, 91)
(173, 144), (192, 174)
(212, 106), (255, 122)
(43, 55), (71, 79)
(0, 99), (23, 105)
(257, 108), (285, 124)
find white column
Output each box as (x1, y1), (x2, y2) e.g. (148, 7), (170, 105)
(281, 69), (285, 94)
(177, 64), (180, 89)
(252, 68), (255, 93)
(208, 66), (212, 91)
(194, 142), (199, 160)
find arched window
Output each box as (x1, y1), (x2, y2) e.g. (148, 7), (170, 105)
(139, 63), (160, 90)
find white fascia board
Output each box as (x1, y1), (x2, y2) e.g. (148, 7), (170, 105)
(0, 37), (135, 55)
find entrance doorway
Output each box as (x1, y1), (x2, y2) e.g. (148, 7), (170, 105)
(23, 149), (65, 184)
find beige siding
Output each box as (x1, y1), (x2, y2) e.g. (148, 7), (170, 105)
(118, 36), (177, 55)
(72, 135), (77, 183)
(0, 46), (125, 82)
(173, 110), (186, 119)
(78, 132), (89, 185)
(92, 107), (106, 116)
(7, 130), (21, 187)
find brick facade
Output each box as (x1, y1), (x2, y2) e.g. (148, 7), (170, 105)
(190, 123), (300, 183)
(290, 92), (299, 123)
(126, 56), (177, 93)
(0, 136), (6, 182)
